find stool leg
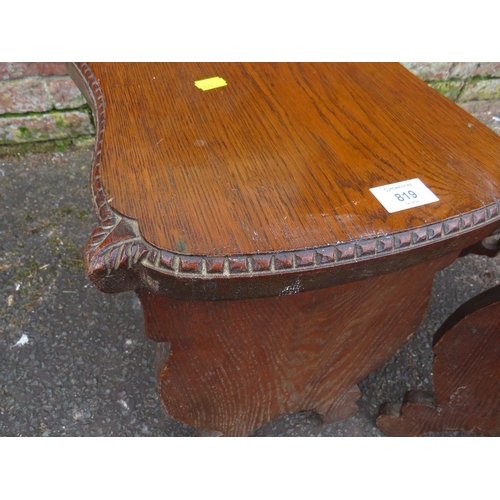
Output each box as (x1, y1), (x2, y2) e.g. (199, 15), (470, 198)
(377, 285), (500, 437)
(137, 255), (454, 436)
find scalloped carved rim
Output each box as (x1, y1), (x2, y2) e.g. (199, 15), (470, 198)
(73, 63), (500, 287)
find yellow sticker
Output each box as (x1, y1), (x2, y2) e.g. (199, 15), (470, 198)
(194, 76), (227, 91)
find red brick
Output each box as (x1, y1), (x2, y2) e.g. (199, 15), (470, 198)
(0, 62), (67, 80)
(402, 62), (453, 81)
(0, 79), (52, 114)
(450, 62), (500, 79)
(428, 80), (463, 101)
(449, 63), (479, 79)
(459, 99), (500, 135)
(473, 62), (500, 77)
(458, 79), (500, 102)
(0, 111), (95, 144)
(46, 77), (86, 110)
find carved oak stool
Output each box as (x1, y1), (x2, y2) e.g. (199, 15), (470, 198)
(68, 63), (500, 436)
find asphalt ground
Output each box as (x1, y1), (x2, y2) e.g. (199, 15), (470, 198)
(1, 147), (500, 437)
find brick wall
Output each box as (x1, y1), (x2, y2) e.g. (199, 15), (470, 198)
(0, 63), (95, 153)
(0, 62), (499, 154)
(402, 62), (500, 134)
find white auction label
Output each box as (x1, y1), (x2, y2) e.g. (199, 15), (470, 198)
(370, 178), (439, 213)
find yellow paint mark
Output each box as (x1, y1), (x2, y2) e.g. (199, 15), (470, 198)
(194, 76), (227, 91)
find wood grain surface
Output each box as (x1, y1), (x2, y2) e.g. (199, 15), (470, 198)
(139, 253), (455, 436)
(377, 284), (500, 437)
(74, 62), (500, 258)
(67, 62), (500, 298)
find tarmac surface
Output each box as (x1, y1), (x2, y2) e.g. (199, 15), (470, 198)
(1, 144), (500, 437)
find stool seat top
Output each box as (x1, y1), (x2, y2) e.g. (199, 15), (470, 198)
(70, 63), (500, 298)
(79, 62), (500, 257)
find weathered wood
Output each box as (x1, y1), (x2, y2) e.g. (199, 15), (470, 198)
(377, 284), (500, 437)
(138, 254), (455, 436)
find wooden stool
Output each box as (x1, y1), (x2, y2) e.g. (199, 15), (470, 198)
(68, 63), (500, 436)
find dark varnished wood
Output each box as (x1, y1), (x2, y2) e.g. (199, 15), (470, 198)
(139, 253), (455, 436)
(377, 285), (500, 437)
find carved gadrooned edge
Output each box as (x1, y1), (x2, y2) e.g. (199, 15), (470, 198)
(87, 203), (500, 280)
(75, 63), (500, 292)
